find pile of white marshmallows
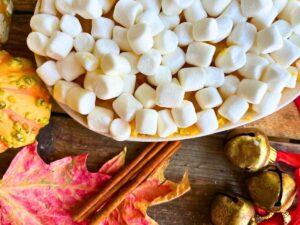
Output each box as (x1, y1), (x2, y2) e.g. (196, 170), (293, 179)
(28, 0), (300, 141)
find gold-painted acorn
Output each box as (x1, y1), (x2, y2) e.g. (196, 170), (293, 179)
(247, 166), (297, 213)
(224, 128), (277, 172)
(211, 193), (256, 225)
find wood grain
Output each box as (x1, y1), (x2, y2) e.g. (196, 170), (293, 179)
(1, 2), (299, 225)
(14, 0), (36, 12)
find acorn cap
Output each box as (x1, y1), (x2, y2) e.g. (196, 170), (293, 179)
(247, 166), (297, 213)
(225, 128), (277, 172)
(211, 193), (255, 225)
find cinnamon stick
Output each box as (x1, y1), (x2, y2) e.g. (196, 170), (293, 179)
(90, 141), (181, 225)
(73, 141), (168, 222)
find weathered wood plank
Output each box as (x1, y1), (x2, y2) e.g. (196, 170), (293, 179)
(13, 0), (36, 12)
(4, 14), (34, 60)
(35, 116), (249, 225)
(247, 103), (300, 140)
(33, 116), (300, 224)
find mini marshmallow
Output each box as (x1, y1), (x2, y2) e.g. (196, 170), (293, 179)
(75, 52), (99, 72)
(290, 6), (300, 34)
(94, 39), (120, 59)
(110, 118), (131, 141)
(113, 0), (143, 28)
(273, 0), (288, 13)
(147, 66), (172, 86)
(202, 0), (231, 17)
(30, 14), (59, 37)
(84, 70), (102, 91)
(271, 39), (300, 68)
(174, 22), (193, 47)
(203, 67), (225, 88)
(99, 0), (117, 14)
(186, 42), (216, 67)
(136, 10), (164, 36)
(241, 0), (273, 17)
(66, 86), (96, 115)
(183, 0), (207, 23)
(27, 32), (49, 57)
(137, 49), (161, 76)
(211, 16), (233, 43)
(156, 83), (185, 108)
(157, 110), (178, 138)
(262, 63), (291, 92)
(120, 52), (139, 75)
(162, 47), (185, 74)
(159, 13), (180, 30)
(74, 0), (103, 19)
(127, 23), (154, 55)
(278, 0), (300, 23)
(53, 80), (79, 104)
(171, 100), (197, 128)
(256, 26), (283, 54)
(136, 109), (158, 135)
(196, 109), (219, 134)
(161, 0), (183, 16)
(60, 15), (82, 37)
(92, 75), (124, 100)
(178, 67), (205, 92)
(113, 93), (143, 121)
(134, 83), (156, 108)
(40, 0), (57, 15)
(218, 95), (249, 123)
(74, 33), (95, 52)
(272, 20), (292, 39)
(193, 18), (218, 42)
(286, 66), (298, 88)
(154, 30), (178, 55)
(218, 75), (240, 98)
(290, 33), (300, 49)
(252, 92), (282, 115)
(221, 0), (247, 25)
(112, 26), (132, 52)
(136, 0), (161, 14)
(91, 17), (114, 39)
(227, 22), (257, 51)
(55, 0), (74, 15)
(251, 8), (278, 31)
(101, 54), (131, 76)
(238, 53), (269, 80)
(195, 87), (223, 109)
(237, 79), (268, 104)
(215, 46), (247, 73)
(87, 106), (114, 133)
(46, 31), (73, 60)
(56, 52), (85, 81)
(121, 74), (136, 94)
(36, 60), (61, 86)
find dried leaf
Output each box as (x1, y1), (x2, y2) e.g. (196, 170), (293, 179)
(0, 143), (190, 225)
(0, 142), (125, 225)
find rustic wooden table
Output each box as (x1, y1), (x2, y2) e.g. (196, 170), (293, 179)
(1, 1), (300, 224)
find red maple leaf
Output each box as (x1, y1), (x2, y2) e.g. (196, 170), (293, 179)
(0, 143), (190, 225)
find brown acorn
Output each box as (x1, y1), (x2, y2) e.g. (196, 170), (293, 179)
(224, 128), (277, 172)
(211, 193), (256, 225)
(247, 166), (297, 213)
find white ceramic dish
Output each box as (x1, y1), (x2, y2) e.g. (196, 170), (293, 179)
(34, 0), (300, 142)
